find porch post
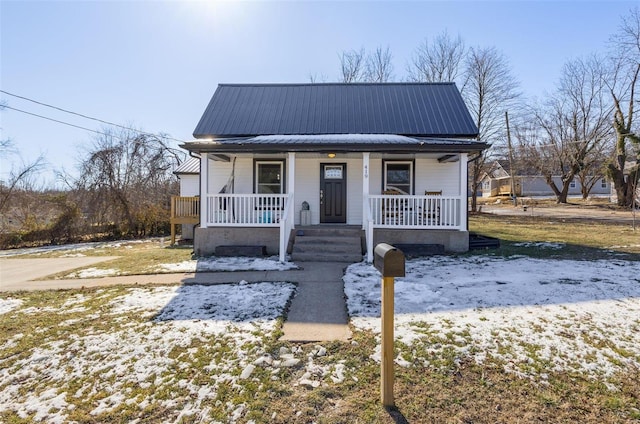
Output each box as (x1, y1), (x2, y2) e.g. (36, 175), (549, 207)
(200, 153), (209, 229)
(459, 153), (468, 231)
(363, 152), (374, 262)
(362, 152), (370, 229)
(288, 152), (295, 204)
(279, 152), (296, 262)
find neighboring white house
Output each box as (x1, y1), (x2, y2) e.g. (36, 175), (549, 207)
(179, 83), (487, 262)
(480, 160), (611, 198)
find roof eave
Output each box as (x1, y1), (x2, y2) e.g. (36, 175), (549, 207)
(181, 141), (487, 154)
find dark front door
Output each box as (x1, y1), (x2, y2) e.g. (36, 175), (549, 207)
(320, 163), (347, 223)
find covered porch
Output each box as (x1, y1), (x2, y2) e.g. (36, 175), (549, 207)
(193, 150), (469, 262)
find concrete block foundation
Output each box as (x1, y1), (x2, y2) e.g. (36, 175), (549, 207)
(373, 229), (469, 253)
(195, 227), (280, 256)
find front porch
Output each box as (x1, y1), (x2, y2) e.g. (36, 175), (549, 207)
(191, 193), (467, 262)
(191, 150), (469, 261)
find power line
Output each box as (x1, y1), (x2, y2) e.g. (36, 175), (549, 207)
(2, 105), (129, 140)
(0, 89), (186, 144)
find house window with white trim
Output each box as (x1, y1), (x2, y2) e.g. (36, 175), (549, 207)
(384, 161), (413, 194)
(255, 161), (284, 194)
(601, 178), (607, 189)
(569, 179), (576, 189)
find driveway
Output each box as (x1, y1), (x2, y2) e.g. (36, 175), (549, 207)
(0, 257), (119, 290)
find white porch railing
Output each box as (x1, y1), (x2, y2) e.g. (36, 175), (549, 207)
(205, 193), (293, 262)
(364, 194), (463, 262)
(367, 194), (462, 229)
(278, 193), (295, 262)
(206, 194), (288, 226)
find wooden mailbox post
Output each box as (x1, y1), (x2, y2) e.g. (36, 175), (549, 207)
(373, 243), (405, 408)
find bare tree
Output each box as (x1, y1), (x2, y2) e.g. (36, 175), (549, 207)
(364, 46), (394, 82)
(76, 128), (183, 236)
(308, 73), (328, 83)
(577, 152), (610, 199)
(523, 56), (611, 203)
(462, 46), (521, 211)
(606, 7), (640, 207)
(340, 48), (366, 83)
(0, 139), (46, 216)
(407, 31), (465, 83)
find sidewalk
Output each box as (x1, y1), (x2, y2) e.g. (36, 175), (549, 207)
(0, 258), (353, 342)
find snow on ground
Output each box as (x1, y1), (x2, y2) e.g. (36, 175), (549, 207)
(65, 267), (120, 279)
(512, 241), (565, 249)
(344, 256), (640, 379)
(0, 298), (23, 315)
(0, 238), (162, 257)
(0, 282), (296, 423)
(154, 256), (298, 273)
(3, 254), (639, 421)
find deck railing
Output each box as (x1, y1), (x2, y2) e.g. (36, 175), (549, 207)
(367, 194), (462, 229)
(171, 196), (200, 221)
(170, 196), (200, 245)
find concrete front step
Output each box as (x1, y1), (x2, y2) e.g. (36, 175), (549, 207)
(291, 251), (363, 262)
(294, 236), (361, 246)
(293, 244), (360, 255)
(291, 226), (364, 263)
(295, 226), (363, 238)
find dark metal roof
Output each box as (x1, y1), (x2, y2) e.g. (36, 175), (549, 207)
(193, 83), (479, 138)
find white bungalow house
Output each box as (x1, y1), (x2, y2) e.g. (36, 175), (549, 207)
(179, 83), (487, 262)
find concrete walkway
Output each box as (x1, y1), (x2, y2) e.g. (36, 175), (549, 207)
(0, 258), (353, 343)
(0, 257), (120, 289)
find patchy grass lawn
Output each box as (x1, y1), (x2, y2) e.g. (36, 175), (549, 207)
(2, 251), (640, 423)
(470, 213), (640, 258)
(1, 214), (639, 422)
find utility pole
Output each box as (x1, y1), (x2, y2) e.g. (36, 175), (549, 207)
(505, 111), (517, 206)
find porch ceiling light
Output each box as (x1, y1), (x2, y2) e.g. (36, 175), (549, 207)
(327, 153), (336, 158)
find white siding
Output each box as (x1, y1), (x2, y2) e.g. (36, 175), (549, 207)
(415, 157), (460, 195)
(179, 175), (199, 197)
(346, 159), (363, 224)
(369, 159), (382, 193)
(207, 156), (255, 194)
(294, 158), (319, 224)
